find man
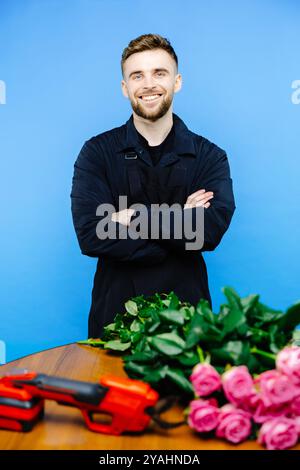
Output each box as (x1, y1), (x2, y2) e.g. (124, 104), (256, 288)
(71, 33), (236, 339)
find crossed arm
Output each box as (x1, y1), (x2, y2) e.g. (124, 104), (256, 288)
(112, 150), (235, 253)
(71, 141), (235, 261)
(112, 188), (214, 225)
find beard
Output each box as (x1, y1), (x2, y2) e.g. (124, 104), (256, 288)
(130, 92), (173, 122)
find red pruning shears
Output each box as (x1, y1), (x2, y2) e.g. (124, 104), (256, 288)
(0, 369), (185, 434)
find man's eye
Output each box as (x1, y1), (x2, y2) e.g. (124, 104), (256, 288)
(156, 72), (165, 76)
(134, 74), (142, 79)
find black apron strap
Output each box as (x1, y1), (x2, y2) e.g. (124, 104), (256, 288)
(124, 151), (143, 203)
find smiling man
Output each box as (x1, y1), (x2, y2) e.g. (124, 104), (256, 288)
(71, 33), (236, 339)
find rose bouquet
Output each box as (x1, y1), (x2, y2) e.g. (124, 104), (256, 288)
(79, 287), (300, 397)
(187, 346), (300, 449)
(78, 287), (300, 449)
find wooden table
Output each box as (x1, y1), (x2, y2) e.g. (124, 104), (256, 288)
(0, 343), (299, 450)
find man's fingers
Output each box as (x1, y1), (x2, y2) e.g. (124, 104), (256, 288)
(194, 199), (212, 207)
(194, 194), (214, 204)
(187, 189), (206, 201)
(186, 189), (206, 203)
(195, 201), (211, 208)
(186, 190), (214, 205)
(186, 194), (214, 207)
(111, 209), (134, 226)
(184, 199), (212, 210)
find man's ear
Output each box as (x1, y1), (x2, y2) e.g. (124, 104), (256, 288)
(174, 73), (182, 94)
(121, 79), (129, 98)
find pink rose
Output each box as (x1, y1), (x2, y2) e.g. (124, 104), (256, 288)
(258, 417), (299, 450)
(187, 399), (220, 433)
(254, 370), (297, 407)
(290, 392), (300, 416)
(295, 416), (300, 435)
(239, 390), (260, 415)
(276, 346), (300, 386)
(293, 416), (300, 437)
(222, 366), (254, 406)
(216, 404), (252, 444)
(190, 363), (222, 397)
(253, 397), (291, 424)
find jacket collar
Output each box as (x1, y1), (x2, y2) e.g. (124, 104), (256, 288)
(116, 112), (196, 167)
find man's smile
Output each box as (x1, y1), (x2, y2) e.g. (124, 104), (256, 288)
(138, 93), (163, 104)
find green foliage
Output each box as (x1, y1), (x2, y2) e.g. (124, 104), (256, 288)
(78, 288), (300, 397)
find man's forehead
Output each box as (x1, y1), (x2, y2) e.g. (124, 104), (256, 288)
(124, 49), (175, 72)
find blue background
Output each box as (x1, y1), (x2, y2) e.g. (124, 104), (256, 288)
(0, 0), (299, 363)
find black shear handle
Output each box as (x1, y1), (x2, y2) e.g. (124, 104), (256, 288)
(13, 374), (108, 406)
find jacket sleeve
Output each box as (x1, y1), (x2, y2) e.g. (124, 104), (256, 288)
(140, 147), (236, 252)
(70, 140), (169, 264)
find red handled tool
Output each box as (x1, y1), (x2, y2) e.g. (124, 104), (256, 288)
(0, 369), (185, 434)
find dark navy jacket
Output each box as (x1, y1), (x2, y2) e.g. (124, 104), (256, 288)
(70, 113), (236, 338)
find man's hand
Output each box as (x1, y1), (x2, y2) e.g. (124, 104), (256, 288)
(184, 189), (214, 210)
(111, 208), (135, 226)
(112, 190), (214, 225)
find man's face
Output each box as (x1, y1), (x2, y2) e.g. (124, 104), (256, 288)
(121, 49), (182, 122)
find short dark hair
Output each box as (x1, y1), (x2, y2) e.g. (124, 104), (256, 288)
(121, 33), (178, 77)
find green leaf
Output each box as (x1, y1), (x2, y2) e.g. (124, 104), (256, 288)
(104, 323), (116, 332)
(266, 323), (287, 351)
(158, 309), (185, 325)
(147, 321), (161, 334)
(210, 341), (250, 366)
(125, 300), (138, 316)
(278, 301), (300, 332)
(123, 350), (159, 363)
(138, 307), (155, 318)
(104, 340), (131, 351)
(143, 365), (169, 383)
(130, 332), (143, 345)
(130, 319), (143, 332)
(252, 310), (283, 324)
(196, 299), (215, 324)
(240, 294), (259, 314)
(250, 347), (276, 369)
(217, 304), (231, 321)
(148, 332), (186, 356)
(165, 368), (194, 394)
(247, 326), (270, 347)
(113, 312), (125, 329)
(270, 342), (281, 354)
(222, 286), (242, 310)
(119, 329), (131, 342)
(134, 336), (147, 352)
(180, 306), (194, 321)
(236, 323), (249, 336)
(124, 361), (153, 377)
(222, 308), (246, 336)
(185, 313), (208, 349)
(176, 350), (199, 367)
(292, 328), (300, 346)
(167, 291), (180, 310)
(246, 354), (262, 374)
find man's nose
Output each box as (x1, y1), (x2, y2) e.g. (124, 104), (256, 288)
(142, 74), (156, 88)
